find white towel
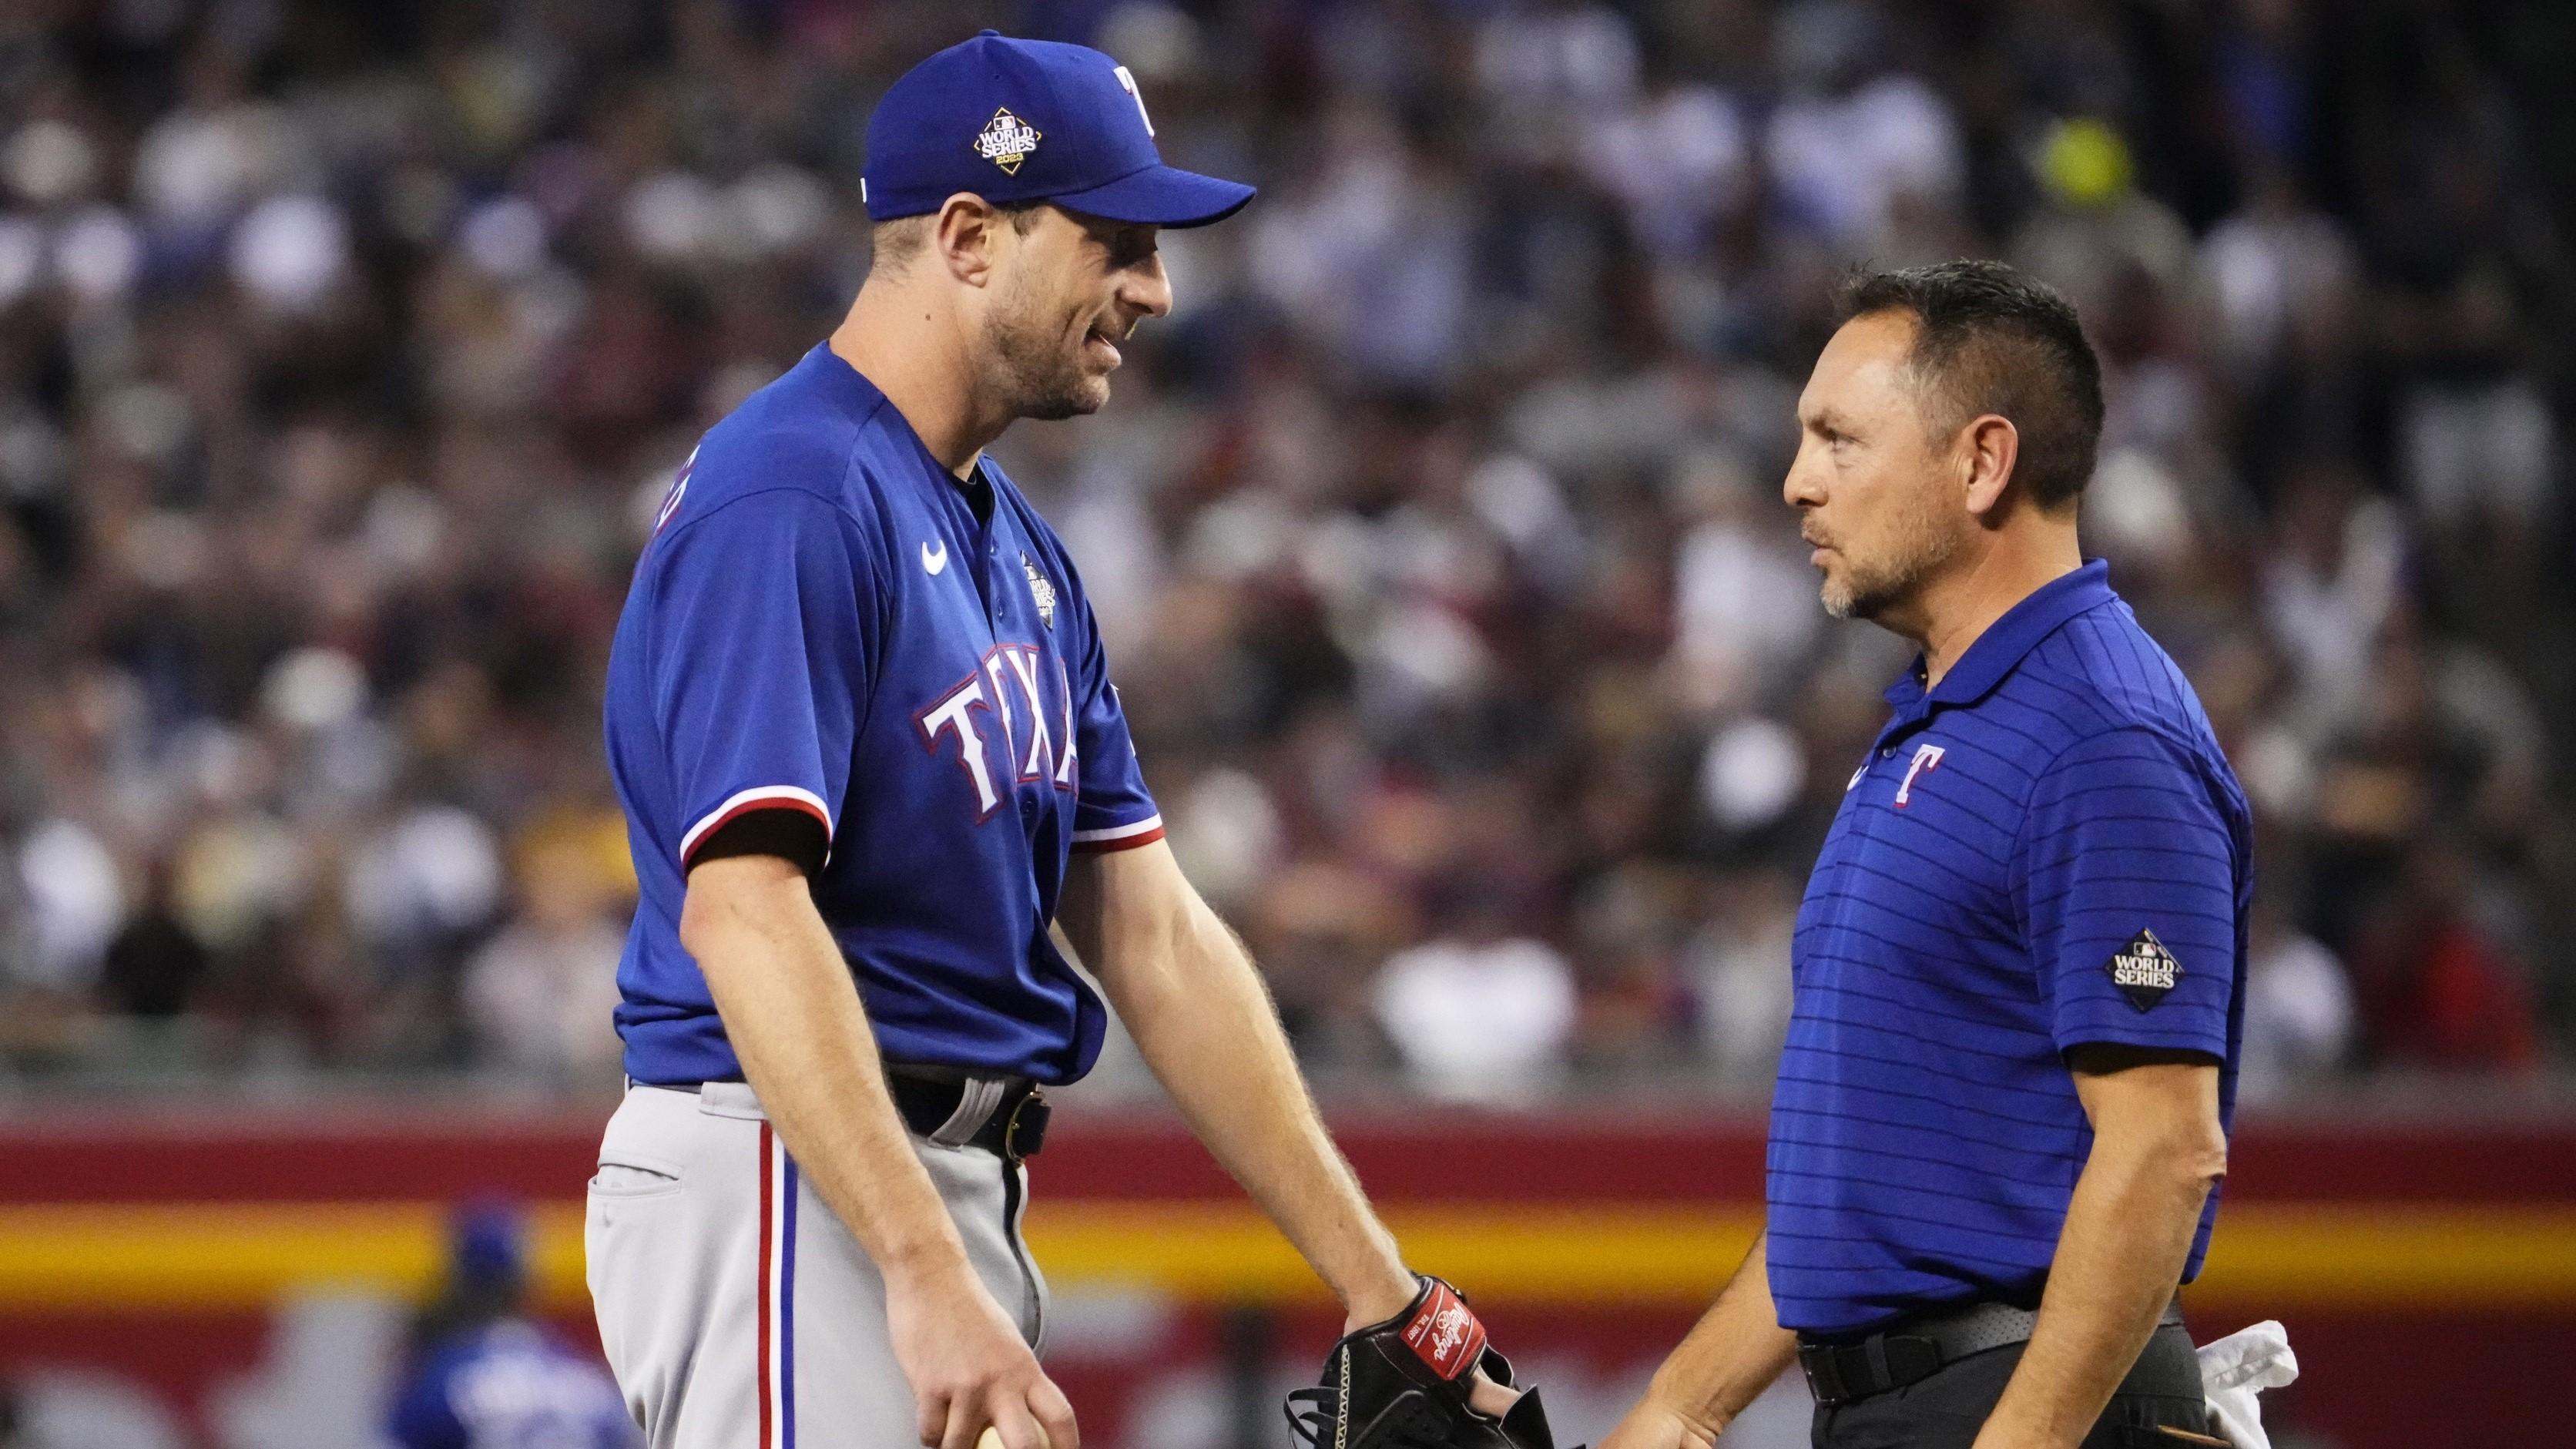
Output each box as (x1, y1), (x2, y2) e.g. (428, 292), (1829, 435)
(2196, 1320), (2298, 1449)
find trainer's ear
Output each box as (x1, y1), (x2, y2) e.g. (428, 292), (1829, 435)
(932, 193), (1006, 288)
(1960, 413), (2021, 520)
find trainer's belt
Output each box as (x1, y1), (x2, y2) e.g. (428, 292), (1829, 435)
(1796, 1296), (2185, 1406)
(887, 1068), (1050, 1162)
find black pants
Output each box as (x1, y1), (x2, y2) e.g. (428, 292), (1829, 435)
(1812, 1322), (2220, 1448)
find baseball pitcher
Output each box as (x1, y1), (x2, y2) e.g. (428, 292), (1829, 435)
(588, 30), (1560, 1449)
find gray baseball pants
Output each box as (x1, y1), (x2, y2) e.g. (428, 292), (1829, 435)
(585, 1081), (1048, 1449)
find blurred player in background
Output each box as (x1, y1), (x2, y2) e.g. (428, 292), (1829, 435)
(388, 1204), (637, 1449)
(589, 29), (1528, 1449)
(1602, 262), (2250, 1449)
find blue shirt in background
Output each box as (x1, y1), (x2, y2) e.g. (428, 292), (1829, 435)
(387, 1320), (636, 1449)
(1766, 561), (2252, 1336)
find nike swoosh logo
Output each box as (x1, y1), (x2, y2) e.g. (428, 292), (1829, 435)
(921, 540), (948, 575)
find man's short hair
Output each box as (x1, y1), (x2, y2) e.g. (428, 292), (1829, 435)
(868, 199), (1048, 275)
(1835, 260), (2105, 512)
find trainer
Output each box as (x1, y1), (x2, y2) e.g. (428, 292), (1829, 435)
(589, 31), (1518, 1449)
(1602, 261), (2250, 1449)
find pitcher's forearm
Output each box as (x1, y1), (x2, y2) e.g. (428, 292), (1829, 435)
(683, 857), (971, 1283)
(1108, 890), (1412, 1320)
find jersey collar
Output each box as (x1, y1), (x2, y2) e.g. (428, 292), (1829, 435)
(809, 341), (894, 424)
(1883, 558), (2117, 713)
(810, 343), (1005, 505)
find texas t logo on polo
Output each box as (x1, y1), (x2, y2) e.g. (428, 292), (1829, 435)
(2107, 927), (2182, 1011)
(974, 107), (1041, 173)
(1894, 743), (1944, 807)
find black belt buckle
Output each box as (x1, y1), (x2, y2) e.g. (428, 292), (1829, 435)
(1797, 1333), (1940, 1406)
(1001, 1087), (1049, 1162)
(1797, 1343), (1847, 1405)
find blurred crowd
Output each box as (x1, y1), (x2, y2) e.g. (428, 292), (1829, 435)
(0, 0), (2566, 1101)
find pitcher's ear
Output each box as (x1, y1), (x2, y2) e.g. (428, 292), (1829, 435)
(933, 193), (1006, 287)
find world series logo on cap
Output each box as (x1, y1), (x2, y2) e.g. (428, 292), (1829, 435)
(974, 107), (1041, 174)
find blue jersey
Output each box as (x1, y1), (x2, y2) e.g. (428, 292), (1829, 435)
(387, 1320), (636, 1449)
(1766, 561), (2251, 1336)
(602, 344), (1163, 1085)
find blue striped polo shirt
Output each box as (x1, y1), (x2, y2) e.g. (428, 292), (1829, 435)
(1766, 560), (2251, 1337)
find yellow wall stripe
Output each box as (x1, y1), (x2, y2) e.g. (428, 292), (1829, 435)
(1027, 1203), (2576, 1310)
(0, 1202), (2570, 1313)
(0, 1204), (589, 1310)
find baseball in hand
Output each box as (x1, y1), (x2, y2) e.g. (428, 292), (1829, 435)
(975, 1429), (1048, 1449)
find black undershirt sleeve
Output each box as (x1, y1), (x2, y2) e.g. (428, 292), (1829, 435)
(686, 807), (830, 879)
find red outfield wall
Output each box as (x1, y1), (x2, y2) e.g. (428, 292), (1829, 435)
(1, 1103), (2568, 1446)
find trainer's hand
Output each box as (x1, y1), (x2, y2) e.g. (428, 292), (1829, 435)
(1598, 1399), (1719, 1449)
(886, 1258), (1077, 1449)
(1466, 1368), (1521, 1420)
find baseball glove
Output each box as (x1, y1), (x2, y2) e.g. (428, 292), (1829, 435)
(1283, 1276), (1572, 1449)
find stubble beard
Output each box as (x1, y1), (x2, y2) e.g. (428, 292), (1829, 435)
(1820, 496), (1963, 622)
(985, 273), (1109, 422)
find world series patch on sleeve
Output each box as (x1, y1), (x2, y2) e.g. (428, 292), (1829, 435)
(2107, 927), (2182, 1011)
(1285, 1276), (1576, 1449)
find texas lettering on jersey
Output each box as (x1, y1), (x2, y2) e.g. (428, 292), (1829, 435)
(915, 644), (1079, 818)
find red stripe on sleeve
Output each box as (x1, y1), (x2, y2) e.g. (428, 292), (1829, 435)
(1071, 824), (1165, 854)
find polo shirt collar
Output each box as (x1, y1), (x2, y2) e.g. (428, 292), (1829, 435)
(1883, 559), (2116, 712)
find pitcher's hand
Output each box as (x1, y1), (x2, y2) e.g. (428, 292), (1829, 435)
(886, 1259), (1078, 1449)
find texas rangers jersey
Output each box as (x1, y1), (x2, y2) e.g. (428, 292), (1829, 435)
(602, 344), (1164, 1086)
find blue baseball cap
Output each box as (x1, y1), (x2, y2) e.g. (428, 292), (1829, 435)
(861, 30), (1254, 229)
